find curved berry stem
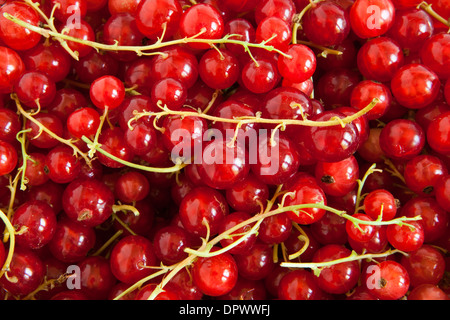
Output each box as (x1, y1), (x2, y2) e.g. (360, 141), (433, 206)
(80, 135), (187, 173)
(13, 94), (92, 165)
(0, 209), (17, 280)
(130, 98), (380, 132)
(280, 248), (408, 276)
(417, 1), (450, 29)
(3, 12), (291, 61)
(22, 0), (79, 60)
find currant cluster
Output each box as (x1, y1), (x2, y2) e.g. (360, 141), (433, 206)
(0, 0), (449, 301)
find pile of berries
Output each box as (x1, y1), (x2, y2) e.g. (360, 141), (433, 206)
(0, 0), (449, 301)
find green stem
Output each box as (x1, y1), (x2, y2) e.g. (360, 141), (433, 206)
(81, 135), (187, 173)
(280, 249), (408, 275)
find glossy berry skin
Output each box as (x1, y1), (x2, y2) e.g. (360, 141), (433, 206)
(0, 140), (18, 176)
(25, 113), (63, 149)
(45, 145), (81, 184)
(179, 3), (224, 50)
(315, 155), (359, 197)
(78, 256), (117, 300)
(223, 18), (256, 55)
(435, 175), (450, 211)
(151, 78), (187, 110)
(48, 216), (96, 263)
(408, 284), (449, 300)
(364, 260), (410, 300)
(303, 111), (360, 163)
(400, 245), (445, 288)
(303, 1), (350, 46)
(102, 13), (144, 62)
(387, 8), (434, 54)
(250, 133), (301, 186)
(197, 139), (250, 190)
(97, 127), (135, 168)
(350, 80), (392, 120)
(346, 213), (377, 243)
(198, 49), (239, 90)
(349, 0), (395, 39)
(62, 178), (115, 228)
(0, 247), (45, 297)
(0, 108), (21, 144)
(390, 63), (441, 109)
(178, 186), (229, 238)
(60, 19), (95, 59)
(256, 16), (291, 52)
(152, 225), (191, 265)
(135, 283), (180, 300)
(312, 244), (360, 295)
(403, 155), (448, 196)
(284, 177), (327, 225)
(14, 70), (56, 110)
(21, 41), (72, 83)
(11, 200), (57, 250)
(135, 0), (183, 41)
(109, 235), (158, 284)
(278, 44), (316, 84)
(90, 75), (125, 110)
(387, 221), (425, 252)
(0, 46), (25, 94)
(66, 107), (101, 139)
(420, 33), (450, 80)
(150, 47), (199, 89)
(191, 250), (238, 297)
(241, 58), (278, 94)
(115, 171), (150, 203)
(218, 211), (257, 255)
(225, 174), (269, 214)
(22, 153), (49, 187)
(233, 243), (275, 281)
(357, 37), (404, 83)
(0, 2), (41, 51)
(278, 269), (324, 300)
(379, 119), (425, 160)
(363, 189), (398, 221)
(254, 0), (296, 24)
(427, 111), (450, 155)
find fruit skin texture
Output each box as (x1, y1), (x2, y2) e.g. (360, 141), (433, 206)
(191, 251), (238, 297)
(364, 260), (410, 300)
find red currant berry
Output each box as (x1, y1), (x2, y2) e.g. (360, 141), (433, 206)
(364, 260), (410, 300)
(198, 49), (240, 90)
(0, 2), (41, 51)
(386, 220), (425, 252)
(363, 189), (398, 221)
(278, 44), (316, 84)
(312, 244), (360, 294)
(350, 0), (395, 39)
(0, 139), (18, 176)
(346, 213), (377, 243)
(135, 0), (183, 41)
(379, 118), (425, 160)
(90, 75), (125, 110)
(62, 178), (115, 228)
(109, 235), (158, 284)
(179, 3), (224, 50)
(303, 0), (350, 46)
(11, 200), (57, 250)
(0, 246), (45, 297)
(427, 111), (450, 155)
(191, 250), (238, 296)
(391, 63), (441, 109)
(178, 186), (229, 238)
(48, 215), (96, 263)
